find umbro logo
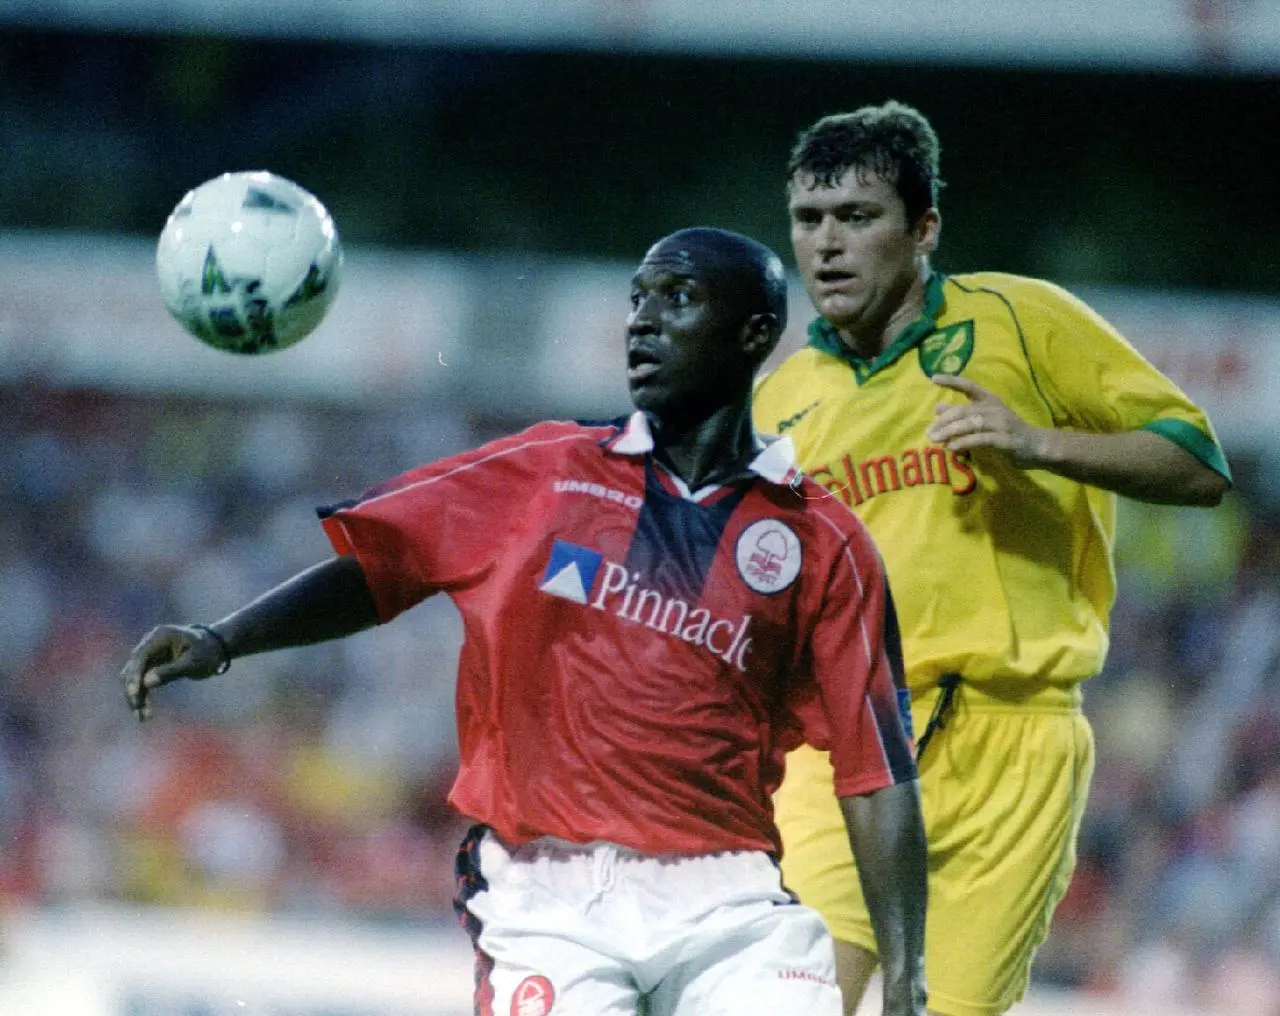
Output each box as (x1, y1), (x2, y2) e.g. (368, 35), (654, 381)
(553, 478), (643, 510)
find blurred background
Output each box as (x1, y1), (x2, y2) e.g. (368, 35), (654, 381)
(1, 2), (1279, 1013)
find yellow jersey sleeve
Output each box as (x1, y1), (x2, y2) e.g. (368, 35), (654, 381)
(982, 274), (1231, 481)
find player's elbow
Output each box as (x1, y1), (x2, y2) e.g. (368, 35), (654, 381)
(1146, 457), (1231, 507)
(1186, 469), (1230, 507)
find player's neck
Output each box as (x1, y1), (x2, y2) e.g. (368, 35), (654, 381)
(837, 262), (930, 361)
(649, 398), (757, 491)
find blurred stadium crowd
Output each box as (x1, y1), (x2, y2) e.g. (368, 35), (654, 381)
(1, 380), (1278, 1012)
(0, 385), (477, 923)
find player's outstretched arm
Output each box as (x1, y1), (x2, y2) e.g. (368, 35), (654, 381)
(839, 781), (929, 1016)
(121, 555), (378, 722)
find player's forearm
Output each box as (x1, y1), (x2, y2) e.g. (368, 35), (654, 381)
(1028, 427), (1228, 506)
(839, 781), (928, 1016)
(209, 555), (379, 662)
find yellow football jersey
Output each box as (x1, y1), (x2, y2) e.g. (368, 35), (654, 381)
(754, 272), (1230, 697)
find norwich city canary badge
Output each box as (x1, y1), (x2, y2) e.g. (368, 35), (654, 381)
(918, 320), (974, 377)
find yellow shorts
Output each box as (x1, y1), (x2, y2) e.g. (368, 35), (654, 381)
(775, 682), (1095, 1016)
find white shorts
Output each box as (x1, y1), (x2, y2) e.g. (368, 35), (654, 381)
(453, 825), (841, 1016)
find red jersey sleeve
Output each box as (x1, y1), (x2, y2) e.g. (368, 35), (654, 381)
(319, 421), (578, 622)
(808, 526), (917, 798)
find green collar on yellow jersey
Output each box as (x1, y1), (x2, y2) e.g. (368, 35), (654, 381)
(807, 272), (947, 384)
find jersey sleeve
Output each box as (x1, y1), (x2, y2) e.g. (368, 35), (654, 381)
(1015, 279), (1231, 481)
(318, 421), (565, 622)
(806, 520), (917, 798)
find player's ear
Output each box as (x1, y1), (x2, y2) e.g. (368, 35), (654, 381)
(914, 208), (941, 256)
(742, 313), (781, 367)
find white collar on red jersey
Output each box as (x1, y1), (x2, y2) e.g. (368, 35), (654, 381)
(607, 411), (801, 488)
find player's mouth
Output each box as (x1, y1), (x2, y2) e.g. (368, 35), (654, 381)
(814, 269), (856, 293)
(627, 345), (663, 383)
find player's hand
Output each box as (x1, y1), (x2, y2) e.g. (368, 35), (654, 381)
(926, 374), (1045, 468)
(121, 624), (228, 722)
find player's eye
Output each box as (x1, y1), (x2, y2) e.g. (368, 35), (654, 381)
(668, 289), (691, 307)
(629, 289), (643, 309)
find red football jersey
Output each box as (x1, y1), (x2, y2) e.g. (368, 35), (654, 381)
(320, 412), (914, 856)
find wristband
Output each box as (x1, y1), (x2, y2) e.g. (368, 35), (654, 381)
(191, 624), (232, 675)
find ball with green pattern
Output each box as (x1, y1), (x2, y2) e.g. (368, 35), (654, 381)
(156, 171), (343, 354)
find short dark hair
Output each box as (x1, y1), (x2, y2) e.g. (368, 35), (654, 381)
(658, 227), (788, 336)
(787, 100), (943, 225)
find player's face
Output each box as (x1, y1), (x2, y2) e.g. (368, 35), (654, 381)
(789, 167), (938, 336)
(626, 247), (750, 418)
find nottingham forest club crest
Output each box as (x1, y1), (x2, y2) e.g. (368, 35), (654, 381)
(735, 520), (802, 595)
(918, 320), (974, 377)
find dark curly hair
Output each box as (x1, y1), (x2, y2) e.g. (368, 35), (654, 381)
(787, 100), (943, 226)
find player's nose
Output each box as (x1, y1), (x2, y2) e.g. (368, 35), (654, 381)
(627, 298), (660, 336)
(813, 216), (844, 254)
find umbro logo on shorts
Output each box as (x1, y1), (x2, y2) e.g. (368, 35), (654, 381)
(778, 968), (837, 988)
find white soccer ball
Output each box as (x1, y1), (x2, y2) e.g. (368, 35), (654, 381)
(155, 170), (343, 354)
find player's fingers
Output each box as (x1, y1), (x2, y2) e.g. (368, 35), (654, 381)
(927, 413), (987, 443)
(927, 406), (976, 439)
(123, 666), (145, 715)
(945, 429), (1014, 453)
(930, 373), (987, 399)
(926, 420), (956, 442)
(138, 663), (182, 722)
(122, 625), (191, 717)
(122, 648), (161, 714)
(129, 658), (194, 723)
(143, 657), (196, 688)
(123, 669), (154, 722)
(931, 401), (971, 422)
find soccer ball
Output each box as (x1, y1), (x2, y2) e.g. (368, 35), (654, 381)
(155, 170), (343, 354)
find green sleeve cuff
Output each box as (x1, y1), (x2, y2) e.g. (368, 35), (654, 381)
(1142, 418), (1233, 484)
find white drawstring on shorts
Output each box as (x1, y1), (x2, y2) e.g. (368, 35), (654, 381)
(586, 843), (617, 909)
